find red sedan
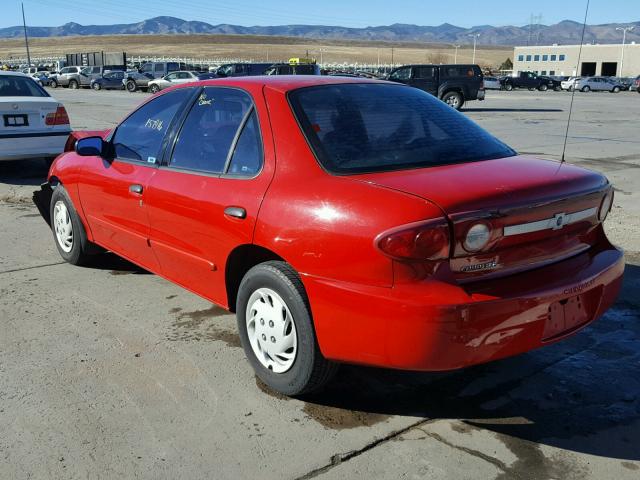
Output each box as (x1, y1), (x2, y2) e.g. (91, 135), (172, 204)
(34, 76), (623, 396)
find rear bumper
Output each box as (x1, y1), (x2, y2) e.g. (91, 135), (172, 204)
(0, 131), (69, 161)
(304, 240), (624, 371)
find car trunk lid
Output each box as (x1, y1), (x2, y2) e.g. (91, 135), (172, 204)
(351, 155), (610, 281)
(0, 96), (60, 132)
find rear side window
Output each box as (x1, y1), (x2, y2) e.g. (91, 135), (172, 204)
(440, 65), (480, 78)
(0, 75), (48, 97)
(289, 83), (515, 174)
(227, 111), (263, 176)
(154, 64), (165, 73)
(413, 66), (435, 79)
(169, 87), (254, 174)
(112, 88), (193, 163)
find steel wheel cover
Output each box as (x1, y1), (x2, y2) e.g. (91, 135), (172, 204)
(53, 200), (73, 253)
(246, 287), (298, 373)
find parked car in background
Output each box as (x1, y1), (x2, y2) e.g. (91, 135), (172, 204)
(634, 75), (640, 93)
(0, 71), (70, 166)
(124, 62), (183, 92)
(197, 72), (219, 80)
(29, 72), (51, 86)
(34, 76), (622, 396)
(264, 63), (321, 75)
(147, 71), (200, 93)
(214, 63), (272, 77)
(48, 66), (82, 88)
(501, 72), (558, 91)
(575, 77), (624, 92)
(73, 66), (125, 89)
(483, 76), (502, 90)
(561, 76), (580, 91)
(90, 71), (126, 90)
(386, 64), (485, 110)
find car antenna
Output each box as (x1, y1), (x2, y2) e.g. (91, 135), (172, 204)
(561, 0), (590, 163)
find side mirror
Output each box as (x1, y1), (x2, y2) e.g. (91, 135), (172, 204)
(76, 136), (105, 157)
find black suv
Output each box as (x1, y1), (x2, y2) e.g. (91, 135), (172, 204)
(214, 63), (273, 77)
(386, 64), (484, 110)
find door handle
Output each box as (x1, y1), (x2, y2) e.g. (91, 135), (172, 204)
(224, 206), (246, 219)
(129, 184), (143, 195)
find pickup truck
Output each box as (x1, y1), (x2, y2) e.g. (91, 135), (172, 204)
(386, 64), (484, 110)
(501, 72), (561, 91)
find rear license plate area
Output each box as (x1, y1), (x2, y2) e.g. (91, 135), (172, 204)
(3, 114), (29, 127)
(543, 295), (591, 341)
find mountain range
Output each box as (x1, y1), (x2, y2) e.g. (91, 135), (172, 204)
(0, 16), (639, 46)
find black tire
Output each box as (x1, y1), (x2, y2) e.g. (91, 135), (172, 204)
(92, 82), (101, 90)
(49, 79), (58, 88)
(236, 261), (338, 396)
(149, 84), (160, 94)
(504, 83), (513, 91)
(581, 86), (590, 92)
(441, 91), (464, 110)
(612, 86), (620, 93)
(126, 80), (137, 92)
(538, 84), (548, 91)
(528, 87), (535, 91)
(49, 186), (96, 266)
(69, 80), (78, 89)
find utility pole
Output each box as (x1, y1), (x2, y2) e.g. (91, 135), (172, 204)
(453, 44), (460, 64)
(616, 26), (635, 76)
(468, 34), (480, 64)
(391, 47), (394, 67)
(21, 2), (31, 67)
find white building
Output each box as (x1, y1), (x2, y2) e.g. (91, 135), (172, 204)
(512, 43), (640, 77)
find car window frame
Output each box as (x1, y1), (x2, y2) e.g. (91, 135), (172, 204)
(105, 86), (200, 166)
(162, 86), (264, 180)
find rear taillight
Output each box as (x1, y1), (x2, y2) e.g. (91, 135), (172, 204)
(45, 106), (69, 126)
(375, 219), (450, 262)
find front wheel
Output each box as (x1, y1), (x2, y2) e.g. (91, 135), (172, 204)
(92, 82), (101, 90)
(612, 86), (620, 93)
(149, 84), (160, 94)
(538, 84), (548, 91)
(69, 80), (78, 89)
(49, 79), (58, 88)
(236, 261), (338, 396)
(49, 186), (98, 266)
(441, 91), (464, 110)
(126, 80), (137, 92)
(504, 83), (513, 91)
(581, 86), (590, 92)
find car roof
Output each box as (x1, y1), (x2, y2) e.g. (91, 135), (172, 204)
(176, 75), (389, 94)
(0, 71), (29, 77)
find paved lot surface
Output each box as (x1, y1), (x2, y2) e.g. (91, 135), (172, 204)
(1, 87), (639, 479)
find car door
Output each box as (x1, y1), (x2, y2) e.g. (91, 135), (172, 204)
(77, 88), (195, 272)
(145, 86), (275, 306)
(411, 66), (438, 95)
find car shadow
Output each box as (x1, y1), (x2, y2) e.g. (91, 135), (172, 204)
(0, 158), (49, 186)
(301, 261), (640, 461)
(85, 251), (151, 274)
(463, 108), (564, 113)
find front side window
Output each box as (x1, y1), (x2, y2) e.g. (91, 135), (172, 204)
(0, 75), (48, 97)
(112, 88), (193, 163)
(141, 64), (152, 73)
(165, 73), (179, 81)
(289, 84), (515, 174)
(414, 66), (434, 79)
(389, 67), (411, 81)
(60, 67), (70, 74)
(169, 87), (254, 174)
(154, 64), (165, 73)
(81, 67), (92, 75)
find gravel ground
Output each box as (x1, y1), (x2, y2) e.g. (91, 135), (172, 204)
(1, 87), (639, 480)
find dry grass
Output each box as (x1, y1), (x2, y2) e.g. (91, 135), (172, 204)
(0, 34), (512, 68)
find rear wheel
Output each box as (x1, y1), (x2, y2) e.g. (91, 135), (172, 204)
(49, 186), (97, 266)
(92, 82), (101, 90)
(49, 79), (58, 88)
(504, 83), (513, 91)
(581, 86), (590, 92)
(69, 80), (78, 89)
(126, 80), (137, 92)
(236, 261), (338, 396)
(441, 91), (464, 110)
(149, 84), (160, 94)
(538, 84), (548, 91)
(612, 86), (620, 93)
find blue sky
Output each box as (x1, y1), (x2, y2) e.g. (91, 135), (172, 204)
(2, 0), (638, 29)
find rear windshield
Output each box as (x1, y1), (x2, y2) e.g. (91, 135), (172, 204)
(289, 83), (515, 174)
(0, 75), (49, 97)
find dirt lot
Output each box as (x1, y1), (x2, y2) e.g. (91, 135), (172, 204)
(0, 34), (512, 67)
(1, 87), (639, 479)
